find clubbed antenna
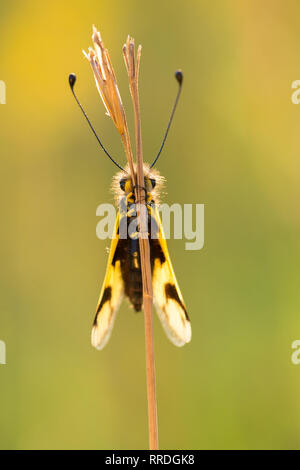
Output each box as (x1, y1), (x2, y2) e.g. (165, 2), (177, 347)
(150, 70), (183, 168)
(68, 73), (125, 171)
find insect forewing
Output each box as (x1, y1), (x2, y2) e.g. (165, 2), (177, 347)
(92, 213), (124, 350)
(152, 208), (191, 347)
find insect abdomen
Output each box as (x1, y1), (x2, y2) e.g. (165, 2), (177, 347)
(113, 236), (143, 312)
(127, 237), (143, 311)
(113, 210), (161, 312)
(128, 267), (143, 312)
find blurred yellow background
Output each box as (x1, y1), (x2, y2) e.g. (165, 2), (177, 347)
(1, 0), (300, 450)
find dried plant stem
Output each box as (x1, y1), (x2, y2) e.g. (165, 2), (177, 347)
(123, 37), (159, 450)
(85, 26), (158, 449)
(120, 129), (136, 187)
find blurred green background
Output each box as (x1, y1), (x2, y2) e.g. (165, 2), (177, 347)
(1, 0), (300, 450)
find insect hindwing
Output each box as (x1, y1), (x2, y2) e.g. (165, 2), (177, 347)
(152, 207), (191, 347)
(91, 212), (124, 350)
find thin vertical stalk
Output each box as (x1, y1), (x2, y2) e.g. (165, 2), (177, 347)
(123, 38), (159, 450)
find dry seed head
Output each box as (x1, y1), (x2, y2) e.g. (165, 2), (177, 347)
(84, 26), (127, 135)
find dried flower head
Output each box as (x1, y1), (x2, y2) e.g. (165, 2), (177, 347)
(83, 26), (127, 135)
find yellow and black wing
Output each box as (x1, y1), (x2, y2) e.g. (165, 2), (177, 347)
(152, 208), (191, 347)
(91, 212), (124, 350)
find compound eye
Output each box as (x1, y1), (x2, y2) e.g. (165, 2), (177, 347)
(150, 178), (156, 189)
(120, 179), (126, 191)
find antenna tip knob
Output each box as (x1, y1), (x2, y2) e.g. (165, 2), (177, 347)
(175, 70), (183, 85)
(69, 73), (77, 90)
